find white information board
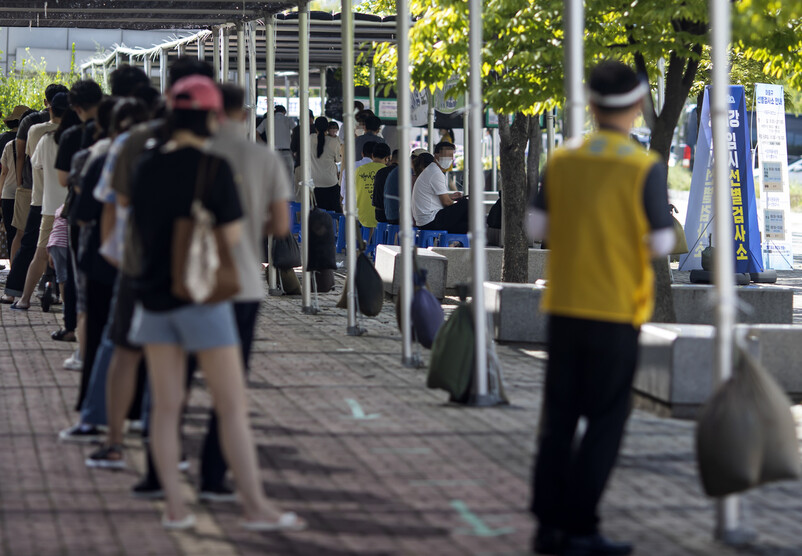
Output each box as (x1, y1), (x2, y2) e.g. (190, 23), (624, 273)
(755, 83), (794, 269)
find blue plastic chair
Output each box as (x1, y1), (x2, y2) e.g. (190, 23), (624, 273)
(385, 223), (400, 245)
(361, 226), (375, 256)
(442, 233), (470, 247)
(375, 222), (389, 247)
(417, 229), (447, 248)
(335, 214), (347, 253)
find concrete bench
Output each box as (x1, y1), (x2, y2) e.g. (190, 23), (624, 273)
(484, 282), (548, 343)
(671, 284), (793, 324)
(636, 323), (802, 418)
(374, 245), (448, 300)
(430, 247), (549, 292)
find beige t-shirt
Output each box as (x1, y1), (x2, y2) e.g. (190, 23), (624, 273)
(0, 141), (18, 199)
(309, 133), (342, 188)
(26, 120), (57, 207)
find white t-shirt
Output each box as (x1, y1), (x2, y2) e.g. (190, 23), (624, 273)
(412, 162), (448, 227)
(257, 112), (295, 150)
(0, 141), (17, 199)
(208, 120), (293, 302)
(31, 132), (66, 216)
(310, 133), (341, 188)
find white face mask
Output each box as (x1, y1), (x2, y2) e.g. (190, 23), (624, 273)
(437, 157), (453, 170)
(355, 127), (366, 137)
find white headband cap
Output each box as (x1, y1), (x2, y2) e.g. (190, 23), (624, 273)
(588, 80), (649, 108)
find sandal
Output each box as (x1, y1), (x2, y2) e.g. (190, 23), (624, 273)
(9, 302), (28, 311)
(51, 328), (77, 342)
(0, 295), (14, 304)
(240, 512), (307, 532)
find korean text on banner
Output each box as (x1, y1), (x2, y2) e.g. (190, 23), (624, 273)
(679, 86), (763, 273)
(755, 83), (794, 270)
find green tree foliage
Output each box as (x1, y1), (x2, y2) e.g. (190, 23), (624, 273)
(0, 49), (79, 132)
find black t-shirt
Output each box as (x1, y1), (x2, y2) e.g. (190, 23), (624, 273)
(75, 152), (117, 286)
(55, 120), (97, 172)
(131, 146), (243, 311)
(372, 163), (396, 223)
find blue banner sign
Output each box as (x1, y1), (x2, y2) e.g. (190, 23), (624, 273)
(679, 86), (763, 273)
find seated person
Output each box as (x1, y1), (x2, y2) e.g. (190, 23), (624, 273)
(372, 149), (398, 223)
(354, 142), (391, 229)
(411, 152), (468, 234)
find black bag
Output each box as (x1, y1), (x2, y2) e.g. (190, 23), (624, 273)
(356, 252), (383, 316)
(486, 197), (502, 229)
(306, 207), (337, 271)
(315, 269), (335, 293)
(272, 234), (301, 270)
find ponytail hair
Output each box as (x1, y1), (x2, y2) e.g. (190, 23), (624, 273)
(314, 116), (329, 158)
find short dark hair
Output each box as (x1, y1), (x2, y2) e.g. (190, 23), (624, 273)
(365, 115), (382, 132)
(354, 100), (364, 110)
(111, 98), (149, 136)
(362, 140), (377, 157)
(94, 97), (118, 139)
(68, 80), (103, 110)
(109, 64), (150, 97)
(413, 152), (435, 174)
(434, 141), (455, 154)
(328, 121), (339, 130)
(218, 83), (245, 113)
(45, 84), (69, 103)
(168, 57), (213, 87)
(373, 142), (391, 159)
(171, 109), (212, 137)
(275, 105), (287, 114)
(589, 60), (644, 114)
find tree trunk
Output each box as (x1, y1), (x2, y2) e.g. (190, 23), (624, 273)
(498, 113), (532, 283)
(634, 48), (701, 323)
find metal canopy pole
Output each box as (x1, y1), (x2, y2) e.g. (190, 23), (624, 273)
(468, 0), (488, 400)
(299, 3), (315, 313)
(342, 0), (361, 334)
(115, 51), (121, 69)
(320, 67), (327, 115)
(221, 27), (230, 82)
(265, 15), (279, 294)
(144, 55), (152, 86)
(247, 22), (258, 142)
(710, 0), (742, 543)
(398, 0), (414, 363)
(565, 0), (584, 139)
(158, 49), (167, 94)
(236, 22), (246, 89)
(197, 36), (205, 62)
(369, 64), (376, 112)
(427, 95), (435, 153)
(546, 109), (555, 157)
(213, 27), (221, 81)
(177, 42), (186, 58)
(463, 92), (470, 195)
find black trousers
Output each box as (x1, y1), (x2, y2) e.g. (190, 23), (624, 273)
(531, 315), (639, 536)
(5, 205), (41, 296)
(142, 301), (260, 489)
(1, 198), (16, 255)
(421, 200), (469, 234)
(75, 279), (114, 411)
(314, 184), (342, 213)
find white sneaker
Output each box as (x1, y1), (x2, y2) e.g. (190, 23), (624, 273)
(63, 351), (83, 370)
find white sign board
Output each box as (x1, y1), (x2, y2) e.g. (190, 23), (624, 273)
(755, 83), (794, 269)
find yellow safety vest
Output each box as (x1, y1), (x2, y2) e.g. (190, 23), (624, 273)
(542, 130), (660, 326)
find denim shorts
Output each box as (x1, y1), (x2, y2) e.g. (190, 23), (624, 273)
(47, 246), (70, 284)
(128, 302), (240, 353)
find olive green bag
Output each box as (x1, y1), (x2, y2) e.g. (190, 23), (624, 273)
(427, 302), (474, 403)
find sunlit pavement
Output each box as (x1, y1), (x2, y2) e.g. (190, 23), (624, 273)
(2, 264), (802, 555)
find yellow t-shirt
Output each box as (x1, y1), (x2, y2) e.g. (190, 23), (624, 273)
(542, 131), (660, 326)
(354, 161), (384, 228)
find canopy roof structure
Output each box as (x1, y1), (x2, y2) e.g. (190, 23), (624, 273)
(0, 1), (295, 30)
(77, 12), (397, 73)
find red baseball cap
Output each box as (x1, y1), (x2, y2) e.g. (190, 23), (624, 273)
(169, 75), (222, 112)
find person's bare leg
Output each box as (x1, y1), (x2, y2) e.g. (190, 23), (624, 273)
(143, 343), (188, 521)
(77, 312), (86, 359)
(15, 246), (48, 308)
(105, 347), (143, 446)
(198, 346), (294, 523)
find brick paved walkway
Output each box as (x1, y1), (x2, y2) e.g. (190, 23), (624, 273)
(2, 267), (802, 555)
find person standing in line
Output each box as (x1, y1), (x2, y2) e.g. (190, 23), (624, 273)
(527, 61), (675, 556)
(257, 104), (294, 180)
(0, 106), (32, 256)
(310, 116), (343, 212)
(196, 82), (292, 500)
(127, 74), (304, 531)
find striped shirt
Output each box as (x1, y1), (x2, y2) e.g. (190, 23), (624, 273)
(47, 204), (69, 248)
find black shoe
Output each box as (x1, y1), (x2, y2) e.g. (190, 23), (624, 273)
(131, 476), (164, 500)
(198, 483), (237, 503)
(562, 533), (633, 556)
(533, 526), (563, 555)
